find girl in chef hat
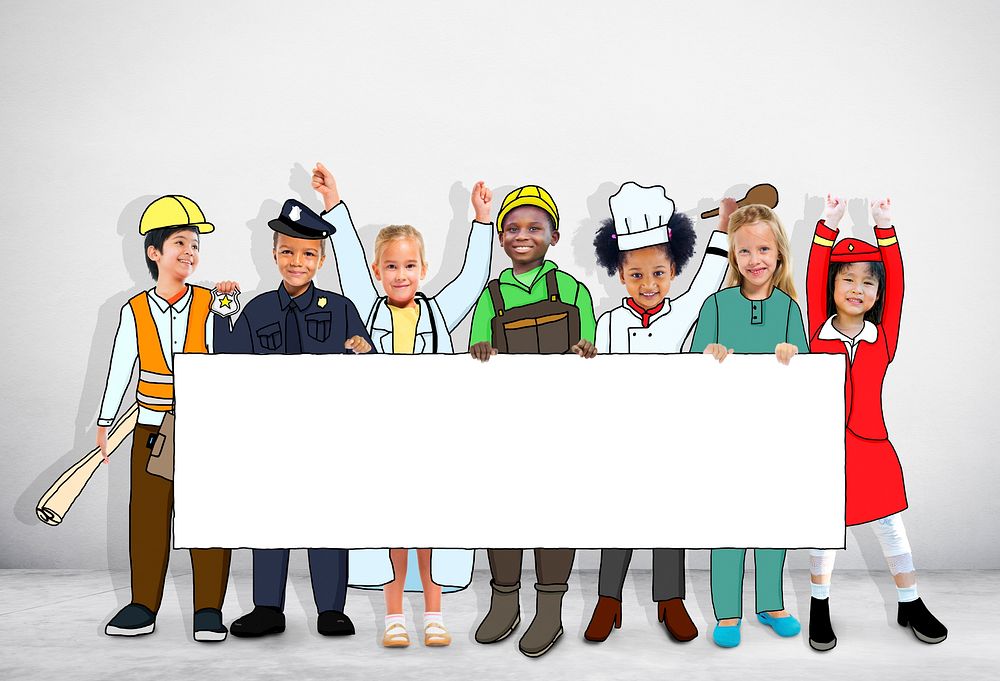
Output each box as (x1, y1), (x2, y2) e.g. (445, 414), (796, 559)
(691, 202), (809, 648)
(584, 182), (731, 644)
(803, 196), (946, 651)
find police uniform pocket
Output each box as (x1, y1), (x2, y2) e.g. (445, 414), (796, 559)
(256, 322), (282, 351)
(305, 311), (332, 343)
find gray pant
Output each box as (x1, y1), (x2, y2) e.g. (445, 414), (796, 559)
(598, 548), (685, 601)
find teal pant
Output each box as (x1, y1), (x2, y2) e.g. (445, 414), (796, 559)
(710, 548), (786, 620)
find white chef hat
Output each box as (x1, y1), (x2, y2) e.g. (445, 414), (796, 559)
(609, 181), (675, 251)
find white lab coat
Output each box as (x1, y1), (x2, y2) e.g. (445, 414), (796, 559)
(322, 201), (492, 590)
(596, 231), (729, 354)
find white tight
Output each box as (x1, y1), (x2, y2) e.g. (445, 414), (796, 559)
(810, 513), (914, 578)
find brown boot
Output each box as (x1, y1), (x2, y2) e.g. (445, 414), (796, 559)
(658, 598), (698, 642)
(584, 595), (622, 642)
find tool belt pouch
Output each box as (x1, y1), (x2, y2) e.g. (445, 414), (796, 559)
(146, 411), (175, 481)
(488, 270), (581, 354)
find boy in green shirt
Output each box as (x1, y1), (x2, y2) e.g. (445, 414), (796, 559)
(469, 184), (596, 658)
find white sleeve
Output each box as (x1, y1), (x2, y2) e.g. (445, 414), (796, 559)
(323, 201), (379, 323)
(434, 220), (494, 331)
(676, 230), (729, 327)
(596, 310), (611, 354)
(97, 303), (138, 427)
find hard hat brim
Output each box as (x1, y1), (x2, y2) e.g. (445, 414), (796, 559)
(138, 221), (214, 236)
(496, 196), (559, 232)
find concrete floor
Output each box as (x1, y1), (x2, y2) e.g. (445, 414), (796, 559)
(1, 568), (995, 680)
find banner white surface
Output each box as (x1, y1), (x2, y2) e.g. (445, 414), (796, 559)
(172, 353), (846, 549)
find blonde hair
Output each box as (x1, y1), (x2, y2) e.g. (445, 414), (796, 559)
(724, 204), (798, 301)
(372, 224), (427, 267)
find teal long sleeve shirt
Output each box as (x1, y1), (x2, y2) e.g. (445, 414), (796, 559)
(691, 286), (809, 354)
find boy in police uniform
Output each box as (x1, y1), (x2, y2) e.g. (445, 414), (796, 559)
(99, 195), (234, 642)
(214, 199), (373, 638)
(468, 185), (597, 658)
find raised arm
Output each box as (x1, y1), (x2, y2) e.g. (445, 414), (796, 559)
(872, 198), (903, 359)
(806, 195), (846, 340)
(313, 162), (379, 322)
(434, 181), (494, 331)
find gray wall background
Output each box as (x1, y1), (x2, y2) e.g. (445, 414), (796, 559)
(2, 1), (998, 571)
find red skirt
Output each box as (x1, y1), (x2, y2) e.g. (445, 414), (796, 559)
(845, 429), (908, 525)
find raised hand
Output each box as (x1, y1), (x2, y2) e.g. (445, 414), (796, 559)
(344, 335), (372, 354)
(871, 197), (892, 229)
(471, 180), (493, 223)
(311, 162), (342, 212)
(571, 338), (598, 359)
(823, 194), (847, 228)
(718, 197), (738, 233)
(704, 343), (733, 363)
(775, 342), (798, 365)
(470, 341), (497, 362)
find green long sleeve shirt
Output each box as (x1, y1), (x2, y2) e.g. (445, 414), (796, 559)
(691, 286), (809, 354)
(469, 260), (597, 347)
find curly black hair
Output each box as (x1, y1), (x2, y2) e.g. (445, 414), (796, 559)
(593, 212), (697, 276)
(826, 260), (886, 325)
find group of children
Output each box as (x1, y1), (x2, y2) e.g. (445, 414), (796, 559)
(94, 169), (947, 656)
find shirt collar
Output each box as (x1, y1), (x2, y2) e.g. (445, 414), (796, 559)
(623, 297), (671, 321)
(277, 281), (315, 310)
(498, 260), (558, 290)
(147, 285), (191, 313)
(818, 316), (878, 344)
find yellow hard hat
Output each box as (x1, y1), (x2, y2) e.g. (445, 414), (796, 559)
(139, 195), (215, 235)
(496, 185), (559, 233)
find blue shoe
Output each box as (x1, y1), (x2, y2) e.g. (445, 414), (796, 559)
(193, 608), (228, 642)
(105, 603), (156, 636)
(712, 620), (741, 647)
(757, 612), (801, 637)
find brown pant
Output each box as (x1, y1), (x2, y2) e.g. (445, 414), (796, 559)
(130, 423), (230, 613)
(488, 549), (575, 587)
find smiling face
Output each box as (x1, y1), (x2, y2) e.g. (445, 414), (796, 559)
(618, 245), (676, 309)
(732, 220), (780, 297)
(832, 262), (880, 320)
(499, 205), (559, 274)
(273, 234), (325, 297)
(372, 237), (427, 308)
(147, 228), (199, 284)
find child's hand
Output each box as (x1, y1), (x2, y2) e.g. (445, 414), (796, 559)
(311, 162), (341, 212)
(822, 194), (847, 228)
(344, 335), (372, 354)
(571, 339), (597, 359)
(704, 343), (733, 363)
(775, 342), (798, 365)
(470, 341), (497, 362)
(215, 280), (240, 294)
(871, 197), (892, 229)
(718, 198), (738, 233)
(97, 426), (109, 464)
(471, 181), (493, 223)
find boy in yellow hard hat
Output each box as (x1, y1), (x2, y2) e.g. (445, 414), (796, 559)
(468, 184), (596, 658)
(97, 195), (235, 642)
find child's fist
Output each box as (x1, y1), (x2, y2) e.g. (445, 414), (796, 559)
(871, 197), (892, 229)
(571, 339), (597, 359)
(718, 197), (738, 233)
(312, 162), (341, 212)
(823, 194), (847, 228)
(471, 181), (493, 223)
(215, 280), (240, 294)
(344, 335), (372, 354)
(470, 341), (497, 362)
(774, 342), (798, 365)
(703, 343), (733, 363)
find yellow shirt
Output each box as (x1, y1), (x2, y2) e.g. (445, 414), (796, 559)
(388, 303), (420, 354)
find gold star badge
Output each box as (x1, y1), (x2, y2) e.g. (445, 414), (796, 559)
(318, 297), (327, 308)
(219, 295), (232, 308)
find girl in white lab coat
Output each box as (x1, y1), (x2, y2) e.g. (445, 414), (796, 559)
(312, 163), (493, 648)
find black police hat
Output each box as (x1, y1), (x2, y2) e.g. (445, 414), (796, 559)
(268, 199), (335, 239)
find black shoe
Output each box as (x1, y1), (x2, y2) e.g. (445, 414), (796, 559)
(105, 603), (156, 636)
(808, 597), (837, 651)
(230, 606), (286, 638)
(193, 608), (228, 642)
(897, 598), (947, 644)
(317, 610), (355, 636)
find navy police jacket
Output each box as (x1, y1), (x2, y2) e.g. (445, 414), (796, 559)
(215, 282), (375, 354)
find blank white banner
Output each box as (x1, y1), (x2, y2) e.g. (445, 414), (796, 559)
(172, 353), (846, 549)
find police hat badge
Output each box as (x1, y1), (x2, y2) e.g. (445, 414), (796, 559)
(211, 288), (241, 317)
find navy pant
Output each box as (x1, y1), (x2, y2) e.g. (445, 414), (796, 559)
(252, 548), (348, 613)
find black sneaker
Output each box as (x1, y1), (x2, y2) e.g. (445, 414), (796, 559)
(193, 608), (228, 642)
(808, 597), (837, 651)
(317, 610), (356, 636)
(898, 598), (947, 644)
(230, 606), (286, 638)
(105, 603), (156, 636)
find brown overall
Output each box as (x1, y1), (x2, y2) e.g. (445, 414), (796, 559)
(487, 269), (581, 354)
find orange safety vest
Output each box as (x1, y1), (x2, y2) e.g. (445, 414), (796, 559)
(128, 286), (211, 412)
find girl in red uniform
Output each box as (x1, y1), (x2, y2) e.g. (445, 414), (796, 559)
(804, 195), (947, 651)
